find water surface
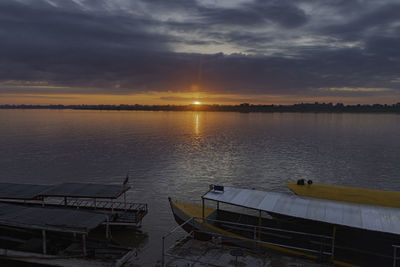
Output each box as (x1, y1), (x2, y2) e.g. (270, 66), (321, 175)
(1, 110), (400, 264)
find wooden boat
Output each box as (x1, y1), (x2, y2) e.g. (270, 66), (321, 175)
(169, 185), (400, 267)
(287, 180), (400, 208)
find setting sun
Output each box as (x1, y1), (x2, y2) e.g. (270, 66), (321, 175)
(193, 101), (201, 105)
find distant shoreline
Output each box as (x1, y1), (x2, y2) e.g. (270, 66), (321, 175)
(1, 103), (400, 113)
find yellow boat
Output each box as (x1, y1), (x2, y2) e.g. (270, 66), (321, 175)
(168, 185), (390, 267)
(287, 180), (400, 208)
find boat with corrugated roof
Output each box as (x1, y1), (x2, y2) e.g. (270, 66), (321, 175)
(169, 184), (400, 267)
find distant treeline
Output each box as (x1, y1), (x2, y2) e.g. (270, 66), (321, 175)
(1, 102), (400, 113)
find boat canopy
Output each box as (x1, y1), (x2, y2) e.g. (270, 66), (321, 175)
(203, 186), (400, 235)
(0, 202), (107, 234)
(0, 182), (130, 200)
(40, 183), (130, 199)
(0, 183), (52, 200)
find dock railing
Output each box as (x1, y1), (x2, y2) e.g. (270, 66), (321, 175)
(56, 198), (148, 225)
(60, 198), (147, 212)
(161, 216), (333, 267)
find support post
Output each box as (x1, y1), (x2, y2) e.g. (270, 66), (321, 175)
(202, 197), (205, 221)
(94, 198), (96, 209)
(42, 230), (46, 254)
(394, 246), (397, 267)
(331, 225), (337, 260)
(258, 210), (262, 240)
(82, 234), (87, 256)
(161, 236), (165, 267)
(106, 216), (110, 240)
(217, 201), (219, 210)
(124, 192), (127, 211)
(64, 196), (67, 206)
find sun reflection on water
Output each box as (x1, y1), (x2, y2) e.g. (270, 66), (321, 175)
(194, 113), (200, 136)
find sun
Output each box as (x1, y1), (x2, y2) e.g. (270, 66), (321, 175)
(193, 101), (201, 105)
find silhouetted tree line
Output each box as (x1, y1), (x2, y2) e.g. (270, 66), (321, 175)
(1, 102), (400, 113)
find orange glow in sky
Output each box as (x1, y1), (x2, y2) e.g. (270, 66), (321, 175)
(1, 91), (400, 106)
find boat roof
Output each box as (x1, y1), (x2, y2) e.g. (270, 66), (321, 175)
(40, 183), (130, 199)
(0, 202), (107, 234)
(0, 183), (52, 200)
(0, 182), (130, 200)
(203, 186), (400, 235)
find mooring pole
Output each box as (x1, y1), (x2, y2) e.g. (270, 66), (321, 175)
(42, 230), (47, 254)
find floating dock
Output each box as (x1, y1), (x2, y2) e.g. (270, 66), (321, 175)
(0, 182), (148, 226)
(0, 182), (148, 266)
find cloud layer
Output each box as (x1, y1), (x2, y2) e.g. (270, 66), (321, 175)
(1, 0), (400, 102)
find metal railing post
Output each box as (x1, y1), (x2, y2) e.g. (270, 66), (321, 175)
(42, 230), (46, 254)
(161, 236), (165, 267)
(82, 234), (87, 256)
(331, 225), (336, 260)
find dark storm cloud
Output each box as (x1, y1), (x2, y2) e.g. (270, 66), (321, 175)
(321, 3), (400, 41)
(0, 0), (400, 99)
(196, 1), (308, 28)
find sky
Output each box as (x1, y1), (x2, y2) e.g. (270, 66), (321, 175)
(1, 0), (400, 105)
